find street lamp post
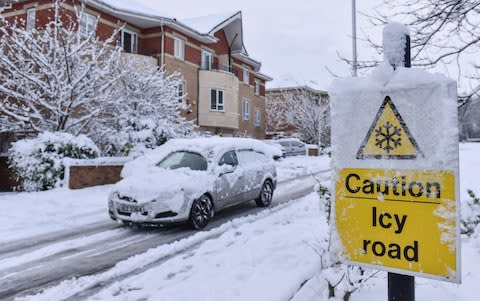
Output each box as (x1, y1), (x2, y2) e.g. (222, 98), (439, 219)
(352, 0), (358, 77)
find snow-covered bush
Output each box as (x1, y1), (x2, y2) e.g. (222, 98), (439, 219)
(9, 132), (99, 191)
(461, 189), (480, 236)
(94, 60), (196, 156)
(309, 183), (377, 301)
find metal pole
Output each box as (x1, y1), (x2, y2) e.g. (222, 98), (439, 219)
(388, 273), (414, 301)
(388, 32), (414, 301)
(352, 0), (358, 77)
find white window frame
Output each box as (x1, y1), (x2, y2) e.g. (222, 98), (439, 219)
(120, 29), (137, 54)
(254, 108), (261, 127)
(210, 89), (224, 112)
(79, 12), (97, 37)
(174, 37), (185, 60)
(243, 68), (250, 85)
(26, 7), (36, 32)
(243, 99), (250, 120)
(254, 80), (260, 96)
(201, 49), (213, 70)
(176, 81), (186, 103)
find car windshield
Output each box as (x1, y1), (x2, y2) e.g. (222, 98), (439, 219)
(157, 151), (208, 171)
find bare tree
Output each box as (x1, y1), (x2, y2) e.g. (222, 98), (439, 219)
(266, 89), (329, 145)
(352, 0), (480, 104)
(0, 0), (123, 135)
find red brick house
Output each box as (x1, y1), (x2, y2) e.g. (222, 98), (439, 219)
(0, 0), (272, 190)
(1, 0), (271, 139)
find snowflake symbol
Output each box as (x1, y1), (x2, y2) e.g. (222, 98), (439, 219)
(374, 121), (402, 153)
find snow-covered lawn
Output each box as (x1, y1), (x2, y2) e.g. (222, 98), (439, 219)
(3, 143), (479, 301)
(0, 155), (329, 244)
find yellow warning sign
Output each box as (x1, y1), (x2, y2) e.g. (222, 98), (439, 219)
(357, 96), (422, 159)
(335, 168), (458, 282)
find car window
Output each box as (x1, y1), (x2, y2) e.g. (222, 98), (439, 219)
(157, 151), (208, 171)
(218, 150), (238, 166)
(237, 149), (268, 166)
(292, 141), (304, 147)
(278, 141), (290, 147)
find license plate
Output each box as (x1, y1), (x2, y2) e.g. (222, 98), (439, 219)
(119, 204), (142, 213)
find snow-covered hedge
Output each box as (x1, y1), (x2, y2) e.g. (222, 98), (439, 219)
(9, 132), (99, 191)
(461, 189), (480, 236)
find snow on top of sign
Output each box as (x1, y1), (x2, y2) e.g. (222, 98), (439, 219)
(383, 22), (409, 69)
(330, 63), (452, 95)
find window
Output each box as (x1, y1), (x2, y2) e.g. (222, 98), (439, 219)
(174, 37), (185, 60)
(243, 68), (250, 84)
(219, 151), (238, 166)
(157, 151), (207, 171)
(176, 81), (186, 103)
(121, 29), (137, 53)
(26, 8), (36, 32)
(255, 108), (261, 127)
(210, 89), (224, 111)
(243, 99), (250, 120)
(79, 12), (96, 36)
(201, 50), (213, 70)
(237, 149), (267, 166)
(254, 81), (260, 96)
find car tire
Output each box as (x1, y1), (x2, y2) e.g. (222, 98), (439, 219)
(255, 180), (274, 207)
(189, 194), (214, 230)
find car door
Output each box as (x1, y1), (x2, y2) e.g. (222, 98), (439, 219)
(236, 149), (264, 201)
(214, 150), (245, 209)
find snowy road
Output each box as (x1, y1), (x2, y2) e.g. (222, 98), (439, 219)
(0, 171), (329, 300)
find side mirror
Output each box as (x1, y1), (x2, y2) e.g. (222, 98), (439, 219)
(218, 164), (235, 176)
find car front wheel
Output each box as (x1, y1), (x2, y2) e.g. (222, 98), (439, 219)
(189, 194), (214, 230)
(255, 180), (273, 207)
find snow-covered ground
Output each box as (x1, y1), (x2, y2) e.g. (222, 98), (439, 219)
(2, 143), (479, 301)
(0, 155), (329, 244)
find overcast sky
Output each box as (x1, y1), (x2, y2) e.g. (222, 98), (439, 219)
(136, 0), (384, 90)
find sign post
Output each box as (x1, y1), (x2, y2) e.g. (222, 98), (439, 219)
(330, 22), (461, 300)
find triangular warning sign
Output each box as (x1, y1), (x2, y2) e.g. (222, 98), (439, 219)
(356, 96), (422, 159)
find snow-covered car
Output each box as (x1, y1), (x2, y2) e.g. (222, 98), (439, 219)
(108, 137), (278, 229)
(261, 140), (286, 158)
(271, 138), (307, 157)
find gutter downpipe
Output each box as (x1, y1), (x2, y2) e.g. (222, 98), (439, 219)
(160, 19), (165, 67)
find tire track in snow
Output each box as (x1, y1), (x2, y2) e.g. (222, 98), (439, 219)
(0, 171), (330, 300)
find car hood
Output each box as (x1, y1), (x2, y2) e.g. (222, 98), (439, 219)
(113, 167), (214, 204)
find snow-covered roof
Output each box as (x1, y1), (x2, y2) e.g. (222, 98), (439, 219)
(122, 137), (282, 178)
(267, 74), (328, 94)
(92, 0), (170, 19)
(180, 11), (240, 35)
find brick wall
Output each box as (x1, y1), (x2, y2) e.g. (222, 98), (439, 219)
(68, 165), (123, 189)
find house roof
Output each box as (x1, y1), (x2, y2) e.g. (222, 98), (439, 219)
(5, 1), (269, 75)
(266, 74), (328, 95)
(180, 11), (240, 34)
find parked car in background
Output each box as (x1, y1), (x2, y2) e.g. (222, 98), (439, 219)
(271, 138), (307, 157)
(262, 140), (286, 158)
(108, 138), (277, 230)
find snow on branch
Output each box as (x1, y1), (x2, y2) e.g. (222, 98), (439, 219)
(0, 0), (123, 135)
